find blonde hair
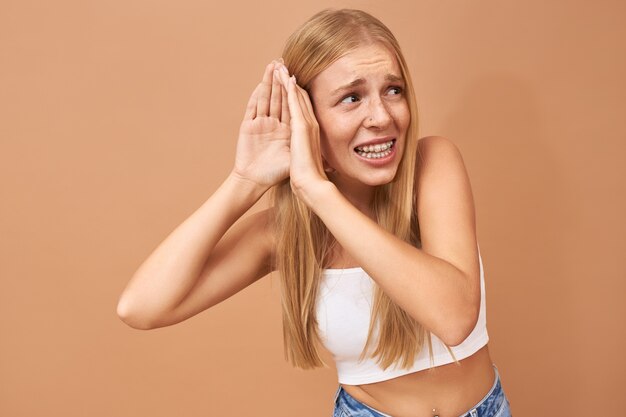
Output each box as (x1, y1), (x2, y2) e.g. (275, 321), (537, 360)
(272, 8), (457, 370)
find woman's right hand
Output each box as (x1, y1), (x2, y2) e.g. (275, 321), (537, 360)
(232, 60), (291, 189)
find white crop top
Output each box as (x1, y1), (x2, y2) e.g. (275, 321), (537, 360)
(316, 246), (489, 385)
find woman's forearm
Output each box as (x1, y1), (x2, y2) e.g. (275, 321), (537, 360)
(305, 181), (478, 346)
(116, 173), (268, 328)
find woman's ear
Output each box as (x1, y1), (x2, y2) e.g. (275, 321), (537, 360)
(319, 132), (335, 174)
(323, 158), (336, 174)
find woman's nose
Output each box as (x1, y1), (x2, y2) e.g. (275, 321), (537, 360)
(363, 98), (392, 129)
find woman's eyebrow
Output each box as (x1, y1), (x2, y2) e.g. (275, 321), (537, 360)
(386, 74), (404, 83)
(331, 78), (366, 96)
(330, 74), (404, 96)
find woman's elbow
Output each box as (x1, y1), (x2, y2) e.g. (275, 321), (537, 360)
(439, 305), (480, 347)
(116, 296), (157, 330)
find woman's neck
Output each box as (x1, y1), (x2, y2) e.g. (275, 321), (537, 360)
(330, 177), (376, 218)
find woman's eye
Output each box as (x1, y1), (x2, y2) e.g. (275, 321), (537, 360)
(340, 94), (359, 104)
(388, 86), (403, 95)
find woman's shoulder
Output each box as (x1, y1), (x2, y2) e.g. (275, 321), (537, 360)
(416, 135), (463, 159)
(415, 135), (469, 183)
(413, 135), (478, 277)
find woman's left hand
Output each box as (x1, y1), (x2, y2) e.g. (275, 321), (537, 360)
(274, 64), (330, 202)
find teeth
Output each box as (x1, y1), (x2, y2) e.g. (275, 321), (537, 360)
(355, 139), (394, 153)
(355, 139), (394, 159)
(357, 149), (392, 159)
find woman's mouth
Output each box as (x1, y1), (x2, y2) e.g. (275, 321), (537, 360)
(354, 139), (396, 160)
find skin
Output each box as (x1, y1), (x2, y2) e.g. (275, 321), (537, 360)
(306, 42), (409, 212)
(117, 44), (496, 417)
(273, 44), (495, 417)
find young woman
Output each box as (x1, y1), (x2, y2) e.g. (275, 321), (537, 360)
(117, 9), (512, 417)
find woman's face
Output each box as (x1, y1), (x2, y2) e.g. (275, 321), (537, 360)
(309, 42), (410, 191)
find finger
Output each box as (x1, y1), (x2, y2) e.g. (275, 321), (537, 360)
(272, 65), (291, 124)
(294, 84), (324, 170)
(243, 82), (261, 120)
(274, 63), (290, 89)
(256, 62), (275, 118)
(295, 84), (313, 126)
(296, 85), (317, 126)
(285, 75), (304, 124)
(269, 69), (281, 119)
(280, 82), (290, 124)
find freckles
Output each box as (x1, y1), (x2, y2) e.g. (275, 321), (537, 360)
(394, 102), (410, 126)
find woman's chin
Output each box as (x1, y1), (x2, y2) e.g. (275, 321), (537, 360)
(361, 175), (396, 187)
(362, 166), (400, 186)
(331, 169), (398, 189)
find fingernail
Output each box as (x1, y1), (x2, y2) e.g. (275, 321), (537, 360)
(279, 57), (284, 64)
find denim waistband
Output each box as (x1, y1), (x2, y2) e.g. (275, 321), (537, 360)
(333, 364), (505, 417)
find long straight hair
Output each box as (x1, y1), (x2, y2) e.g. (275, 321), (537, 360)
(272, 8), (457, 370)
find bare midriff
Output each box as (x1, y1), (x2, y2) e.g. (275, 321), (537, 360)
(340, 345), (495, 417)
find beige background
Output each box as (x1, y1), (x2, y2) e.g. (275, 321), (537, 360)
(1, 0), (625, 416)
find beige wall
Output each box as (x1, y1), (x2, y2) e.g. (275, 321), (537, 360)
(1, 1), (624, 416)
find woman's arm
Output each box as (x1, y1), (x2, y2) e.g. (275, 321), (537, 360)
(303, 137), (481, 346)
(117, 60), (290, 329)
(116, 175), (272, 330)
(276, 69), (480, 346)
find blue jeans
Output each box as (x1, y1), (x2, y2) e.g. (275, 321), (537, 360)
(332, 364), (512, 417)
